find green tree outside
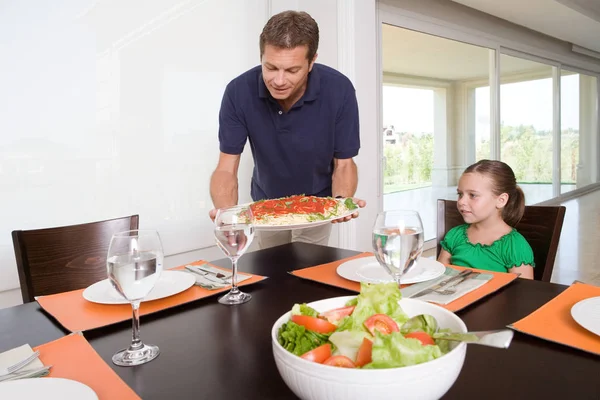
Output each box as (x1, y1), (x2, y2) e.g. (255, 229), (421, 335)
(384, 125), (579, 194)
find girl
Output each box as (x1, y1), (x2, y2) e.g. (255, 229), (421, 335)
(438, 160), (535, 279)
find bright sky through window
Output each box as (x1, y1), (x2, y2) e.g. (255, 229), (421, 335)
(383, 74), (579, 138)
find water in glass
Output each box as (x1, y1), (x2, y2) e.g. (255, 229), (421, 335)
(372, 210), (424, 284)
(214, 205), (255, 305)
(107, 230), (164, 367)
(108, 251), (161, 302)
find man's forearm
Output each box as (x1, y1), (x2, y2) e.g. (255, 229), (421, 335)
(332, 159), (358, 198)
(210, 170), (239, 209)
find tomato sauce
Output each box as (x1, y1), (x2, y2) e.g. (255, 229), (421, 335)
(250, 195), (338, 219)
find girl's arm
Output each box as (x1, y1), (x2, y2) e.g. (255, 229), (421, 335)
(509, 264), (534, 279)
(437, 249), (452, 265)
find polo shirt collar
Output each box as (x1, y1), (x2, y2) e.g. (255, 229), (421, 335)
(257, 65), (321, 104)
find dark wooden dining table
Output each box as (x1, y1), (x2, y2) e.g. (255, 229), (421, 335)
(1, 242), (599, 399)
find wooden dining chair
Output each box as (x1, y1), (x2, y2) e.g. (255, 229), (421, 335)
(436, 200), (566, 282)
(12, 215), (139, 303)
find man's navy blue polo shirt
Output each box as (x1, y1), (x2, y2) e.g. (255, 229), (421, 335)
(218, 63), (360, 201)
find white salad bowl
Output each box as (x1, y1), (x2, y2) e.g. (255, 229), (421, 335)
(271, 296), (467, 400)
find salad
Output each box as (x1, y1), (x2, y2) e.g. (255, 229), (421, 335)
(277, 282), (451, 369)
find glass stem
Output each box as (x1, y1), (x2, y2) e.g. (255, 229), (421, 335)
(230, 257), (239, 292)
(130, 301), (143, 350)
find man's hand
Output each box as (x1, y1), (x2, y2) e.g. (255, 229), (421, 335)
(209, 208), (218, 222)
(331, 197), (366, 223)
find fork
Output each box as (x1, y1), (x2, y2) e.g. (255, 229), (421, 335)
(435, 273), (480, 295)
(0, 364), (51, 383)
(185, 265), (228, 281)
(0, 350), (40, 377)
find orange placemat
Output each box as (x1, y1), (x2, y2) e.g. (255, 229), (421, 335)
(509, 282), (600, 355)
(34, 333), (140, 400)
(36, 260), (267, 332)
(290, 253), (518, 312)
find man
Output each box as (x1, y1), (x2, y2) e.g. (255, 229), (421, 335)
(210, 10), (365, 249)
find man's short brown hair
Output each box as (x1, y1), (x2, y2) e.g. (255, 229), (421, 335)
(259, 11), (319, 61)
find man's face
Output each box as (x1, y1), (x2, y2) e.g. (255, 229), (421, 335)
(261, 44), (316, 102)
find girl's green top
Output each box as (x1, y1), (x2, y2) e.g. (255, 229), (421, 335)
(440, 224), (535, 273)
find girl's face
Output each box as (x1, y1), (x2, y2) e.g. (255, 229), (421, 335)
(456, 172), (507, 225)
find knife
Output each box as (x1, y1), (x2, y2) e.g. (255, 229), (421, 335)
(189, 264), (233, 279)
(410, 269), (474, 298)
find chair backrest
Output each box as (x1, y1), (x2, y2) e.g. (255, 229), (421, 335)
(436, 200), (565, 282)
(12, 215), (139, 303)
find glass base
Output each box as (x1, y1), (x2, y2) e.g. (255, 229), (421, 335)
(218, 287), (252, 305)
(112, 343), (160, 366)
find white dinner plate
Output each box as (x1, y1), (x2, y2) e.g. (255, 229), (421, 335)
(83, 270), (196, 305)
(336, 256), (446, 285)
(251, 198), (358, 231)
(0, 378), (98, 399)
(571, 296), (600, 336)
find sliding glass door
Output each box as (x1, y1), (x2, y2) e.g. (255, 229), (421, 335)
(499, 54), (554, 204)
(381, 24), (492, 242)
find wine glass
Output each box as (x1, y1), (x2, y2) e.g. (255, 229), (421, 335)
(107, 229), (164, 366)
(214, 205), (255, 305)
(372, 210), (424, 285)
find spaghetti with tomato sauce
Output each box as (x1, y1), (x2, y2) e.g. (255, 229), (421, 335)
(250, 195), (353, 225)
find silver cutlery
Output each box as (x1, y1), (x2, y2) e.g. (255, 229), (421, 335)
(196, 265), (232, 279)
(401, 315), (513, 348)
(410, 270), (473, 298)
(202, 273), (230, 284)
(435, 272), (481, 295)
(184, 270), (228, 289)
(434, 329), (514, 348)
(185, 265), (230, 282)
(0, 364), (51, 382)
(0, 350), (40, 377)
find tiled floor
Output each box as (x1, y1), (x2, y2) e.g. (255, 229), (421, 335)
(550, 190), (600, 286)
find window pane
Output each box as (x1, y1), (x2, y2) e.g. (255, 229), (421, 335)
(560, 71), (579, 195)
(382, 24), (492, 242)
(476, 86), (491, 160)
(561, 70), (598, 194)
(382, 86), (434, 192)
(499, 55), (553, 204)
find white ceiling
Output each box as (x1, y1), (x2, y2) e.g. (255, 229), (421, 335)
(382, 24), (551, 81)
(451, 0), (600, 54)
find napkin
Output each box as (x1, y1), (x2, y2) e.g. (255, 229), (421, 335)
(401, 268), (493, 305)
(184, 264), (252, 290)
(0, 344), (49, 382)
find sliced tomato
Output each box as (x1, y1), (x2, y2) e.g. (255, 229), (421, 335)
(405, 331), (435, 346)
(319, 305), (355, 323)
(323, 355), (356, 368)
(364, 314), (399, 336)
(355, 337), (373, 367)
(300, 343), (332, 363)
(291, 314), (337, 334)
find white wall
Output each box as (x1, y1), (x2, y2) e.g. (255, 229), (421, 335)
(0, 0), (380, 301)
(0, 0), (267, 293)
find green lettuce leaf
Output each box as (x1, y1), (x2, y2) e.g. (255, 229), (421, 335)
(291, 303), (319, 317)
(338, 282), (409, 332)
(277, 321), (329, 356)
(328, 331), (372, 362)
(363, 332), (443, 369)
